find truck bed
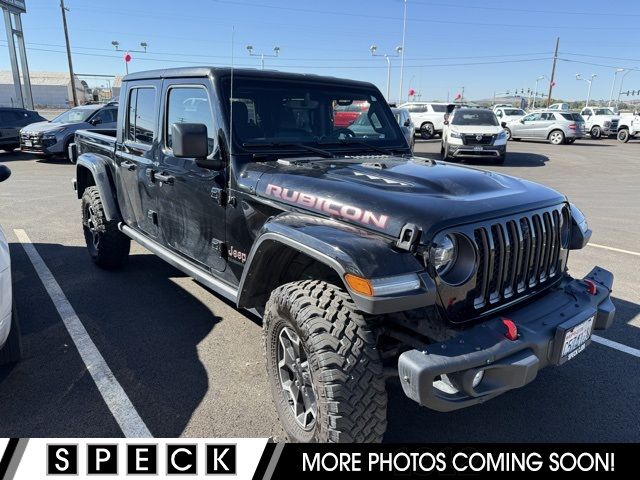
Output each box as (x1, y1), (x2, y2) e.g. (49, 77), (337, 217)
(75, 128), (117, 158)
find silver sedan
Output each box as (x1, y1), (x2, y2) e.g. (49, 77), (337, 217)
(505, 110), (586, 145)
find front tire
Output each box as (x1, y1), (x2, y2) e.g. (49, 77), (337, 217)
(263, 280), (387, 443)
(0, 301), (22, 365)
(420, 122), (435, 140)
(617, 129), (630, 143)
(590, 126), (602, 139)
(82, 186), (130, 269)
(504, 128), (512, 140)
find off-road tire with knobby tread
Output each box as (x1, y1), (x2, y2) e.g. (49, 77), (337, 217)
(82, 186), (130, 269)
(263, 280), (387, 443)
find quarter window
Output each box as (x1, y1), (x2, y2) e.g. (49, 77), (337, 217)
(127, 87), (156, 144)
(165, 87), (216, 154)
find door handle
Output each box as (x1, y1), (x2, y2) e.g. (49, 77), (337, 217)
(153, 172), (175, 185)
(121, 160), (136, 171)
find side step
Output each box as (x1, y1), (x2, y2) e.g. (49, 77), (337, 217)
(118, 223), (238, 303)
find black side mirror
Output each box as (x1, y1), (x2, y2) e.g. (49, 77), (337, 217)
(0, 165), (11, 183)
(404, 119), (411, 127)
(520, 119), (525, 124)
(501, 121), (507, 128)
(89, 117), (102, 126)
(172, 123), (223, 170)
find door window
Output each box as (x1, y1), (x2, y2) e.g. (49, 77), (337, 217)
(523, 113), (541, 122)
(91, 107), (117, 125)
(540, 113), (554, 121)
(165, 86), (216, 154)
(126, 87), (157, 144)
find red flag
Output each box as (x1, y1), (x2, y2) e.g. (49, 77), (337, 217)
(455, 92), (462, 100)
(408, 88), (416, 97)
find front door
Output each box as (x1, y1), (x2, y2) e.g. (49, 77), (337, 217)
(155, 81), (227, 272)
(115, 83), (161, 237)
(516, 113), (541, 138)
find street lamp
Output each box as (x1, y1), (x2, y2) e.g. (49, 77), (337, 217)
(370, 45), (402, 101)
(111, 40), (148, 74)
(608, 68), (624, 107)
(532, 75), (545, 109)
(246, 45), (280, 70)
(576, 73), (597, 107)
(617, 70), (632, 108)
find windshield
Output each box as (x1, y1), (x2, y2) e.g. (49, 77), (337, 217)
(451, 109), (499, 126)
(222, 77), (404, 153)
(503, 109), (525, 116)
(593, 108), (614, 115)
(51, 107), (95, 124)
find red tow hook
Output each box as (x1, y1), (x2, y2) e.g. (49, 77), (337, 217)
(583, 279), (597, 295)
(502, 318), (518, 341)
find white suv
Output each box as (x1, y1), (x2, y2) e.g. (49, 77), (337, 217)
(441, 107), (508, 164)
(0, 165), (21, 365)
(399, 102), (455, 139)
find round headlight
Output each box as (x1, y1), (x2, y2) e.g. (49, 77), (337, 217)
(430, 234), (457, 275)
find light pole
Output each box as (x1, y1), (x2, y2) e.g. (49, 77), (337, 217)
(398, 0), (408, 103)
(246, 45), (280, 70)
(576, 73), (597, 107)
(111, 40), (148, 74)
(370, 45), (402, 101)
(532, 75), (544, 109)
(608, 68), (624, 107)
(617, 70), (632, 108)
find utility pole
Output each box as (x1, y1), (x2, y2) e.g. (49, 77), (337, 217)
(398, 0), (407, 102)
(546, 37), (559, 108)
(60, 0), (78, 106)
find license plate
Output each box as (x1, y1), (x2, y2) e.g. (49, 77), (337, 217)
(473, 146), (483, 151)
(559, 315), (594, 363)
(23, 140), (32, 147)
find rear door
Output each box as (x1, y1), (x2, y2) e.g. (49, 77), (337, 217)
(155, 79), (226, 272)
(0, 110), (22, 142)
(114, 82), (162, 237)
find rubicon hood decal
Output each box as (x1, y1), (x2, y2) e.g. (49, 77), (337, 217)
(265, 184), (389, 229)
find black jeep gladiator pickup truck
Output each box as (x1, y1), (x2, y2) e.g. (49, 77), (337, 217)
(71, 67), (615, 443)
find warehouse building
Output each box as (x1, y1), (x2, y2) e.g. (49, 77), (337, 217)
(0, 70), (92, 108)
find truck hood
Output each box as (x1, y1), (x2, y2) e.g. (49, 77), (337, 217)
(21, 121), (82, 134)
(252, 155), (566, 239)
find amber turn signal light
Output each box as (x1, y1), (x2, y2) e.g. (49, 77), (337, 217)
(344, 273), (374, 296)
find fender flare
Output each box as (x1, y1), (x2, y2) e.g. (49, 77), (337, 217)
(237, 213), (434, 314)
(75, 152), (121, 221)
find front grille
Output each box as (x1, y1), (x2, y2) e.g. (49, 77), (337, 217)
(434, 204), (570, 323)
(463, 134), (494, 145)
(20, 132), (44, 148)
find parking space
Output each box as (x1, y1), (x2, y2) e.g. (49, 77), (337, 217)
(0, 138), (639, 441)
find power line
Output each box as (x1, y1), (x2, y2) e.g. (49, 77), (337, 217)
(558, 58), (640, 72)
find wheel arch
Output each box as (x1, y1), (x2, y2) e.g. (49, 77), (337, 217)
(75, 152), (121, 221)
(237, 213), (429, 314)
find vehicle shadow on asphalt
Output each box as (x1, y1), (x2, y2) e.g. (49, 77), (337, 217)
(384, 295), (640, 443)
(1, 242), (218, 437)
(0, 152), (68, 163)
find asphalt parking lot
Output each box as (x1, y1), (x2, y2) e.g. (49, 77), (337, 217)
(0, 137), (638, 441)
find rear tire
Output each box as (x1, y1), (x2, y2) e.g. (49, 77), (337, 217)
(0, 301), (22, 365)
(82, 186), (130, 269)
(420, 122), (435, 140)
(617, 129), (630, 143)
(590, 126), (602, 139)
(263, 280), (387, 443)
(549, 129), (565, 145)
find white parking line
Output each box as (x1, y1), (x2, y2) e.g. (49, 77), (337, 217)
(592, 335), (640, 358)
(588, 243), (640, 257)
(14, 229), (152, 438)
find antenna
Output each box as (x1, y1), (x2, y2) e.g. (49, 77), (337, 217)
(230, 26), (235, 157)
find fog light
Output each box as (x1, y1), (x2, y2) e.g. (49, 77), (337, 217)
(472, 370), (484, 388)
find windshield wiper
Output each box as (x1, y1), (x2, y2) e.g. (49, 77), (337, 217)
(242, 141), (334, 158)
(317, 138), (396, 156)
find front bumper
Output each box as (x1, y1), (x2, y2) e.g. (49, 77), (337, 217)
(20, 134), (64, 155)
(398, 266), (614, 412)
(449, 144), (506, 158)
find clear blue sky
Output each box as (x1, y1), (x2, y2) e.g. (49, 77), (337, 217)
(2, 0), (639, 103)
